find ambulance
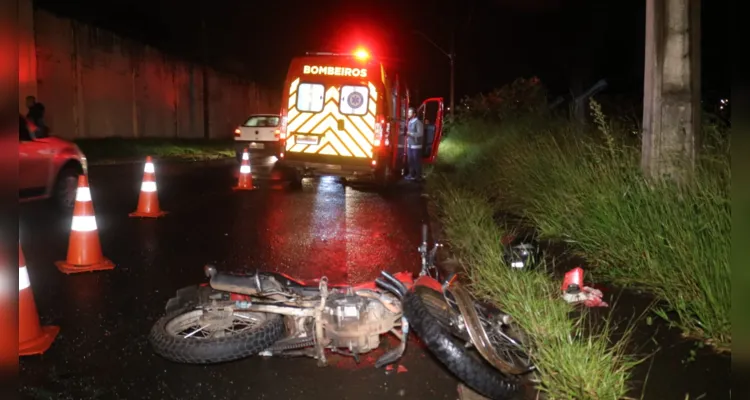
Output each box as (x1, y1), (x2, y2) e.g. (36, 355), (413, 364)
(276, 49), (444, 187)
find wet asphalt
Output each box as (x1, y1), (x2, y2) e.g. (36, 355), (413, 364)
(19, 153), (461, 400)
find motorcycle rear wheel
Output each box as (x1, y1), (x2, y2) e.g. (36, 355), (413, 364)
(149, 286), (285, 364)
(403, 285), (521, 400)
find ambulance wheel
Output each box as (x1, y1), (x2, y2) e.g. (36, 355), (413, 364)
(376, 165), (393, 190)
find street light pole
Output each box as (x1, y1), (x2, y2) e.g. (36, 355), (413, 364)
(413, 30), (455, 119)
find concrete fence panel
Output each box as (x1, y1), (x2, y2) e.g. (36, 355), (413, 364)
(28, 6), (279, 140)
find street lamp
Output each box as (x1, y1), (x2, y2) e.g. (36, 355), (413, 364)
(413, 30), (455, 119)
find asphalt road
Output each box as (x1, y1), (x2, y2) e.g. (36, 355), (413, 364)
(19, 153), (461, 400)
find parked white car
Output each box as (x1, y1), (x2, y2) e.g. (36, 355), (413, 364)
(233, 114), (281, 160)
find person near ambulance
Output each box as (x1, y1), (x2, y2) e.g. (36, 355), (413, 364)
(405, 107), (424, 181)
(25, 95), (49, 137)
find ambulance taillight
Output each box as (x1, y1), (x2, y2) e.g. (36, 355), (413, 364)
(373, 115), (385, 146)
(278, 116), (288, 139)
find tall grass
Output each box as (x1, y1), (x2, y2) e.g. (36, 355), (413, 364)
(430, 180), (638, 399)
(433, 100), (731, 351)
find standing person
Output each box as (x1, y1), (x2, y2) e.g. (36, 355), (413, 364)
(405, 107), (424, 181)
(25, 95), (48, 137)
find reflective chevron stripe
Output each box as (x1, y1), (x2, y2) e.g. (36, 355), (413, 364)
(285, 81), (377, 158)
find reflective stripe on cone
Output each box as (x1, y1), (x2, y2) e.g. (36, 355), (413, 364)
(76, 187), (92, 202)
(71, 215), (97, 232)
(141, 181), (157, 192)
(19, 266), (30, 291)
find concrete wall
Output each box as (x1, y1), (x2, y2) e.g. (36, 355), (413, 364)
(18, 0), (37, 113)
(26, 7), (279, 140)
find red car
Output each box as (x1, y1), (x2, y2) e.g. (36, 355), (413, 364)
(19, 115), (88, 211)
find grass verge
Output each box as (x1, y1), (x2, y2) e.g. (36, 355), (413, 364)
(428, 177), (639, 399)
(431, 100), (730, 352)
(75, 137), (235, 163)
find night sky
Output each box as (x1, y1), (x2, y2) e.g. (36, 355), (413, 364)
(36, 0), (729, 103)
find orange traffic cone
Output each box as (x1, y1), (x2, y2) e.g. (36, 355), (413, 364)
(129, 156), (167, 218)
(19, 243), (60, 356)
(233, 148), (256, 190)
(55, 175), (115, 274)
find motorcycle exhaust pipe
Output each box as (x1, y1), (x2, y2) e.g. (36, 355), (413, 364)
(375, 278), (403, 299)
(380, 271), (407, 297)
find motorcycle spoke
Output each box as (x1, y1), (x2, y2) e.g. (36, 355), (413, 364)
(443, 285), (535, 374)
(183, 323), (212, 338)
(481, 317), (534, 371)
(165, 309), (267, 340)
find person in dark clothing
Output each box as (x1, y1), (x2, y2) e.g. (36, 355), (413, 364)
(19, 114), (32, 141)
(405, 107), (424, 181)
(25, 95), (48, 137)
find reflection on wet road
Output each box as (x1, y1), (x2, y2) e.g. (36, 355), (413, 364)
(250, 174), (422, 284)
(19, 154), (458, 400)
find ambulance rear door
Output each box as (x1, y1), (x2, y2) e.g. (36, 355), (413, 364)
(417, 97), (444, 164)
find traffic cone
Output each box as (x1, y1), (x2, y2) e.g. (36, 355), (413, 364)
(129, 156), (167, 218)
(19, 243), (60, 356)
(55, 175), (115, 274)
(233, 148), (256, 190)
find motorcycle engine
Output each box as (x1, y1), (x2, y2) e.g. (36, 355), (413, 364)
(322, 292), (396, 354)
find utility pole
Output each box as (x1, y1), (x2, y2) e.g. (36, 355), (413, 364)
(413, 30), (455, 119)
(641, 0), (701, 184)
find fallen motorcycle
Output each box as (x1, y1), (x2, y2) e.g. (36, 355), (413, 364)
(149, 225), (534, 400)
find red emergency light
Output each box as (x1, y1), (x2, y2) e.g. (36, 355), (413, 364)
(353, 48), (370, 61)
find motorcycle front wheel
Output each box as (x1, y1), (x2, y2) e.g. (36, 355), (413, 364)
(403, 285), (521, 400)
(149, 286), (285, 364)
